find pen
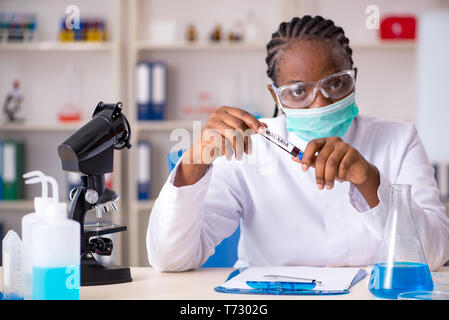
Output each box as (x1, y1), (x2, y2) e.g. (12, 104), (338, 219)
(263, 274), (323, 285)
(258, 126), (304, 161)
(246, 280), (317, 291)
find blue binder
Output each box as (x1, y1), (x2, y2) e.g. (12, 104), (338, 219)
(0, 140), (3, 200)
(136, 61), (167, 120)
(0, 220), (3, 265)
(214, 268), (367, 296)
(137, 141), (151, 200)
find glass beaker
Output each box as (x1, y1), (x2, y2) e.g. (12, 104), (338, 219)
(368, 184), (434, 299)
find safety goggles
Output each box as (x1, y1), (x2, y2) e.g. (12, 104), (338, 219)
(271, 69), (355, 109)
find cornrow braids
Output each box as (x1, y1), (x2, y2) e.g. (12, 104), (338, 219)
(266, 16), (354, 117)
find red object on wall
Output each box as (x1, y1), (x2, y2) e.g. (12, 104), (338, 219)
(380, 16), (416, 39)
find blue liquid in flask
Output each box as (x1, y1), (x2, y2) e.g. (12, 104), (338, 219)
(369, 262), (434, 299)
(32, 265), (80, 300)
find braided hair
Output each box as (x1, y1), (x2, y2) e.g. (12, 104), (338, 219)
(266, 16), (353, 117)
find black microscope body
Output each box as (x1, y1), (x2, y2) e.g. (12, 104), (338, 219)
(58, 102), (132, 286)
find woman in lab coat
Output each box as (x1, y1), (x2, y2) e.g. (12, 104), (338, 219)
(146, 16), (449, 271)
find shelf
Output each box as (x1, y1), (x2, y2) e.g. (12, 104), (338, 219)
(135, 41), (266, 52)
(352, 40), (416, 50)
(0, 119), (200, 132)
(0, 120), (196, 133)
(0, 41), (116, 52)
(0, 200), (72, 212)
(0, 200), (34, 211)
(136, 40), (416, 52)
(0, 121), (87, 132)
(137, 120), (196, 131)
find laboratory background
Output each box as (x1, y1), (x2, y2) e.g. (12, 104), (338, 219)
(0, 0), (448, 269)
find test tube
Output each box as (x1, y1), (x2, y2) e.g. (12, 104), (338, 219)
(258, 126), (304, 161)
(2, 230), (23, 300)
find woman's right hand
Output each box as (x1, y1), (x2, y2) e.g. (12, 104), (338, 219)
(174, 106), (266, 187)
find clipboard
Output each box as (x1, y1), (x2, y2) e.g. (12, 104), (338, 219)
(214, 267), (367, 296)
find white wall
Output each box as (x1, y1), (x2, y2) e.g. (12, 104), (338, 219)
(416, 9), (449, 163)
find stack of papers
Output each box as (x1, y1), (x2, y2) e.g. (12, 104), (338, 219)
(215, 266), (366, 295)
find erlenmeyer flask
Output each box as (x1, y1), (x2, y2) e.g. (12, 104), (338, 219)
(368, 184), (434, 299)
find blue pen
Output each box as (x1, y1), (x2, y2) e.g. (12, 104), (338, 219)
(258, 126), (304, 161)
(246, 281), (316, 291)
(263, 274), (323, 284)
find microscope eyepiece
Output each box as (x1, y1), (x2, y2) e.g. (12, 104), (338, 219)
(93, 101), (132, 150)
(58, 102), (131, 175)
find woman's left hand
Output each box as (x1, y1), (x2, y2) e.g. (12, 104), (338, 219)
(292, 137), (380, 208)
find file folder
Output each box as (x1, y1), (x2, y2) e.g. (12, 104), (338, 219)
(137, 61), (167, 120)
(0, 141), (3, 200)
(2, 141), (25, 200)
(0, 220), (3, 265)
(137, 141), (151, 200)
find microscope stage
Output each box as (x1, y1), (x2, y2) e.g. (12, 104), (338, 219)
(84, 223), (127, 237)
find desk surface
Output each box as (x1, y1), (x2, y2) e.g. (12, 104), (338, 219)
(2, 267), (449, 300)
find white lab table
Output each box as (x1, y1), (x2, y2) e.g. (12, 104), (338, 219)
(2, 266), (448, 300)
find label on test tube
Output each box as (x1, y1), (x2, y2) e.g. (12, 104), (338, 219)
(258, 127), (303, 161)
(262, 127), (295, 153)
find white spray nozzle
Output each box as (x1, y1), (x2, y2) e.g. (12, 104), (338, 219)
(25, 175), (59, 203)
(45, 176), (59, 203)
(23, 170), (48, 198)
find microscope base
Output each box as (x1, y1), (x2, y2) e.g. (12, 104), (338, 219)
(81, 255), (132, 286)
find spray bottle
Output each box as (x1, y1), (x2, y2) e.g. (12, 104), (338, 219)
(31, 175), (81, 300)
(21, 170), (53, 300)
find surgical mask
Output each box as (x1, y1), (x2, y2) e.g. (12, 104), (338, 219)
(276, 92), (358, 142)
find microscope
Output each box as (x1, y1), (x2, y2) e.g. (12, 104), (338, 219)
(58, 102), (132, 286)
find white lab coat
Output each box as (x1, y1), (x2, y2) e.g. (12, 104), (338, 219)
(146, 114), (449, 272)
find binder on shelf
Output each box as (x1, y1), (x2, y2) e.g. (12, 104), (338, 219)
(136, 61), (167, 120)
(2, 140), (25, 200)
(0, 141), (3, 200)
(0, 220), (3, 265)
(137, 141), (151, 200)
(433, 163), (449, 201)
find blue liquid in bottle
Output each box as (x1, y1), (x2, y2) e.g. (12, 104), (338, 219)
(32, 265), (80, 300)
(2, 293), (24, 300)
(369, 262), (434, 299)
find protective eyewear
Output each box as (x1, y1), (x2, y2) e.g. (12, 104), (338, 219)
(271, 69), (355, 109)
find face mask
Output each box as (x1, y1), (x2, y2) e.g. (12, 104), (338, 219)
(276, 92), (359, 142)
